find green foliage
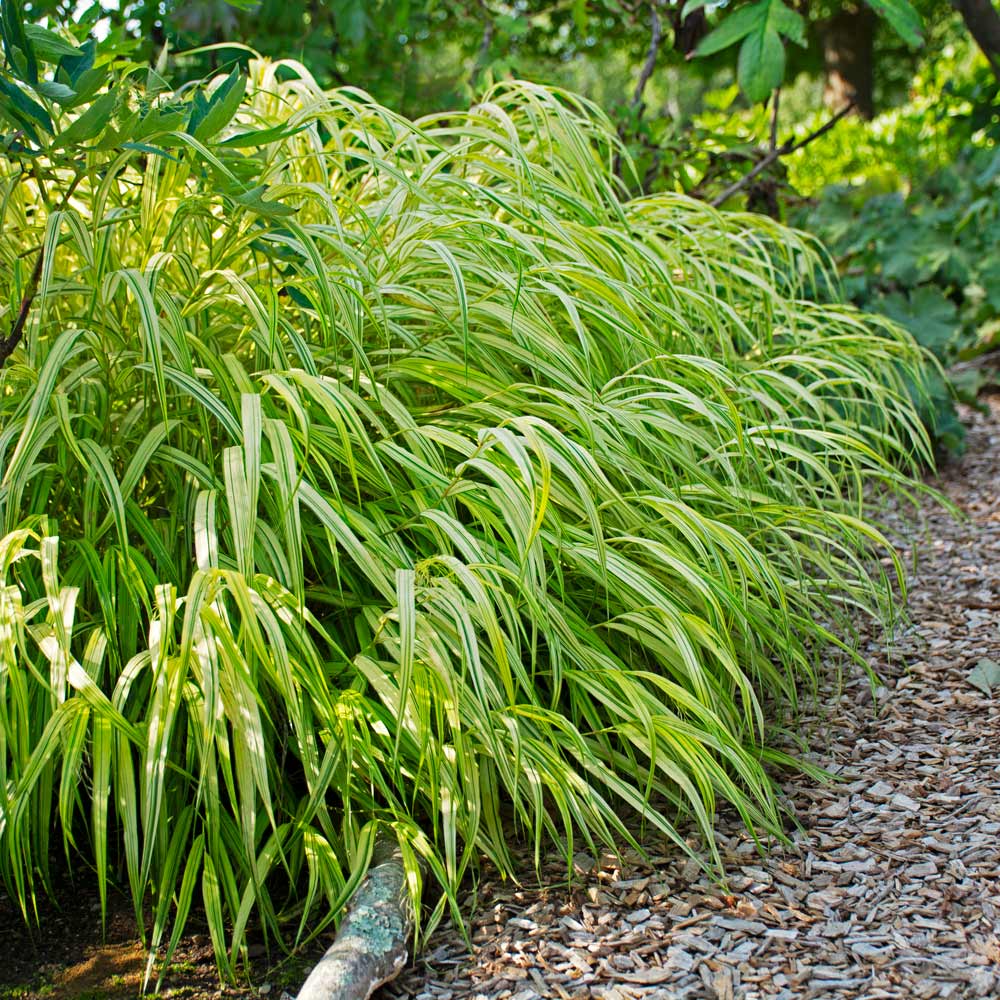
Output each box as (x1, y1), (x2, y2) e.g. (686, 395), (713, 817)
(1, 7), (938, 983)
(799, 62), (1000, 451)
(866, 0), (925, 48)
(691, 0), (923, 103)
(616, 14), (985, 204)
(693, 0), (806, 103)
(787, 39), (999, 195)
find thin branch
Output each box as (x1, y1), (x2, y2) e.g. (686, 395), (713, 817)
(615, 1), (663, 181)
(769, 88), (781, 152)
(784, 101), (856, 155)
(710, 101), (854, 208)
(0, 172), (84, 370)
(470, 4), (496, 88)
(0, 250), (46, 369)
(631, 2), (663, 111)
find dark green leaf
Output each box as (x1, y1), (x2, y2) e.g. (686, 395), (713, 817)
(62, 65), (107, 108)
(217, 120), (310, 148)
(1, 0), (38, 84)
(192, 68), (247, 141)
(133, 107), (187, 142)
(91, 110), (139, 150)
(55, 91), (116, 147)
(186, 89), (211, 138)
(0, 77), (53, 134)
(59, 37), (96, 86)
(34, 80), (77, 105)
(24, 24), (79, 61)
(122, 141), (180, 161)
(879, 287), (959, 358)
(866, 0), (923, 47)
(695, 1), (768, 58)
(770, 1), (805, 46)
(231, 185), (297, 218)
(977, 259), (1000, 312)
(738, 26), (784, 103)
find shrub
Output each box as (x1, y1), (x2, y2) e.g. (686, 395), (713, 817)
(787, 39), (998, 197)
(1, 31), (934, 981)
(800, 141), (1000, 453)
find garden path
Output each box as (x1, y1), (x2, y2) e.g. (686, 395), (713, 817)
(385, 393), (1000, 1000)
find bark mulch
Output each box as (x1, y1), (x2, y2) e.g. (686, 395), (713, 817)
(1, 395), (998, 1000)
(384, 393), (1000, 1000)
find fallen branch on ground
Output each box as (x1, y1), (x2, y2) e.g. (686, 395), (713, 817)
(295, 838), (413, 1000)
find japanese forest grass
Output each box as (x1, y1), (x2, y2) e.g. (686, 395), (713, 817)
(0, 64), (934, 976)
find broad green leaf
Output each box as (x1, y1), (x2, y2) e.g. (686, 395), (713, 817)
(33, 80), (76, 104)
(24, 24), (79, 61)
(0, 77), (52, 134)
(694, 1), (768, 58)
(878, 288), (958, 360)
(770, 1), (806, 46)
(866, 0), (923, 47)
(58, 36), (95, 85)
(968, 658), (1000, 696)
(1, 0), (37, 84)
(192, 67), (247, 141)
(55, 91), (116, 147)
(738, 25), (785, 103)
(231, 185), (297, 218)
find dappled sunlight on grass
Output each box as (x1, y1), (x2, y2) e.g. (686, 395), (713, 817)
(0, 59), (937, 976)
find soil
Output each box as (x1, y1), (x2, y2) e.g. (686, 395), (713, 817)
(0, 882), (261, 999)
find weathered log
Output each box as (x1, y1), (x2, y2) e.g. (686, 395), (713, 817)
(295, 839), (413, 1000)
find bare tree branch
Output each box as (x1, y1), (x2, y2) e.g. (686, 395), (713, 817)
(615, 1), (663, 180)
(769, 88), (781, 153)
(631, 2), (663, 111)
(0, 172), (83, 370)
(295, 838), (414, 1000)
(470, 3), (496, 88)
(710, 101), (854, 208)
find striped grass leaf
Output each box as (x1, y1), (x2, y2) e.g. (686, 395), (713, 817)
(0, 58), (939, 976)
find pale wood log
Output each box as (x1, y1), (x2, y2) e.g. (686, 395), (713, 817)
(295, 839), (412, 1000)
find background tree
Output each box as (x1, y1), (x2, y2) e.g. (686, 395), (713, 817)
(951, 0), (1000, 77)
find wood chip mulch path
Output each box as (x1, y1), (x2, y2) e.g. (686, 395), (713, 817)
(385, 393), (1000, 1000)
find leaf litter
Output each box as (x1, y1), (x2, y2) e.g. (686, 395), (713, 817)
(968, 659), (1000, 696)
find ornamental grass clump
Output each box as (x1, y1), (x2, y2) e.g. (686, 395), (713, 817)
(0, 49), (932, 976)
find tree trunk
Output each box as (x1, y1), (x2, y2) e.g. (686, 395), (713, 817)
(670, 6), (707, 56)
(821, 7), (876, 119)
(951, 0), (1000, 81)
